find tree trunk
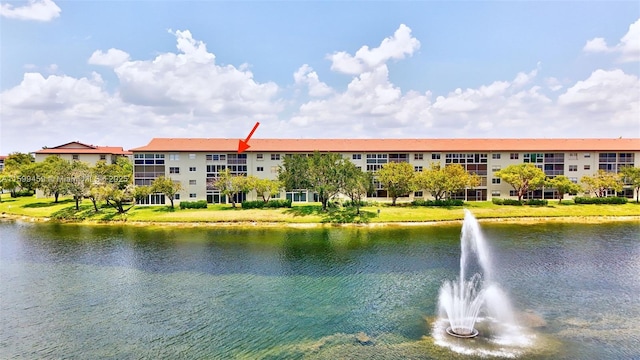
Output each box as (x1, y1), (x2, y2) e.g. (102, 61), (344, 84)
(54, 192), (59, 203)
(75, 196), (80, 210)
(392, 197), (397, 206)
(91, 198), (98, 212)
(169, 197), (174, 209)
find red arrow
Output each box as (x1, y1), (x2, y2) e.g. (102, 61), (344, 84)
(238, 122), (260, 153)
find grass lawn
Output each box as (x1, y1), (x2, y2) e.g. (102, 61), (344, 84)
(1, 194), (639, 225)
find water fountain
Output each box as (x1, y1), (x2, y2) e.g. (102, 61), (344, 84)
(434, 210), (533, 356)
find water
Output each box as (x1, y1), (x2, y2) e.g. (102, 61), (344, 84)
(1, 219), (639, 359)
(436, 210), (533, 356)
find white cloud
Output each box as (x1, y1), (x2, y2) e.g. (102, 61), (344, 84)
(0, 0), (60, 21)
(328, 24), (420, 75)
(583, 37), (610, 53)
(88, 48), (131, 67)
(557, 69), (639, 130)
(294, 65), (332, 97)
(583, 18), (640, 62)
(1, 25), (638, 154)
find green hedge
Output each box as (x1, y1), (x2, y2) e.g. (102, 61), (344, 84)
(525, 199), (548, 206)
(241, 199), (292, 209)
(411, 199), (464, 207)
(342, 200), (373, 207)
(573, 197), (628, 204)
(492, 198), (523, 206)
(179, 200), (208, 209)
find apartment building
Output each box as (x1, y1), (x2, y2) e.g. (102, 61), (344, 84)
(34, 141), (132, 165)
(33, 141), (132, 198)
(130, 138), (640, 205)
(0, 155), (6, 172)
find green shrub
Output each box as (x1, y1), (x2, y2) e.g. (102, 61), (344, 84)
(411, 199), (464, 207)
(525, 199), (548, 206)
(11, 190), (33, 197)
(573, 197), (628, 204)
(242, 199), (292, 209)
(179, 200), (208, 209)
(343, 200), (371, 207)
(492, 198), (523, 206)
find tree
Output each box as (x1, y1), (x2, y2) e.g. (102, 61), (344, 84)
(93, 157), (132, 190)
(278, 154), (311, 193)
(581, 170), (623, 198)
(3, 152), (34, 197)
(38, 156), (72, 203)
(151, 176), (183, 209)
(495, 164), (547, 202)
(306, 152), (350, 211)
(414, 163), (479, 201)
(376, 162), (416, 206)
(546, 175), (582, 204)
(250, 177), (283, 203)
(620, 166), (640, 203)
(278, 152), (349, 211)
(342, 162), (372, 215)
(67, 161), (92, 210)
(0, 173), (19, 200)
(132, 185), (152, 205)
(215, 169), (249, 208)
(100, 183), (135, 214)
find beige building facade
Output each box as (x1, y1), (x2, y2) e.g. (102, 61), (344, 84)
(130, 138), (640, 205)
(33, 141), (132, 198)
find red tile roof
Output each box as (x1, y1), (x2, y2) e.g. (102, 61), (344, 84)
(35, 141), (131, 155)
(130, 138), (640, 152)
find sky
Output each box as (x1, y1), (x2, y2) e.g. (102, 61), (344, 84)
(0, 1), (639, 154)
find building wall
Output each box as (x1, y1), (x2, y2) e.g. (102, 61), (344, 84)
(132, 150), (640, 205)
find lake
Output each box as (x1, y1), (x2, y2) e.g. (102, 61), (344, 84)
(1, 219), (638, 359)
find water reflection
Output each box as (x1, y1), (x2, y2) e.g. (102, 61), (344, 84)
(1, 220), (638, 359)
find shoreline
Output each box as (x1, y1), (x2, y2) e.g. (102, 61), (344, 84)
(2, 212), (639, 228)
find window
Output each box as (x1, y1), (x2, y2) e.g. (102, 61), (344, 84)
(492, 165), (501, 172)
(568, 165), (577, 171)
(491, 191), (501, 197)
(271, 154), (280, 161)
(569, 153), (578, 160)
(257, 167), (264, 172)
(169, 167), (180, 174)
(174, 194), (180, 200)
(510, 153), (519, 160)
(569, 177), (578, 183)
(189, 154), (196, 160)
(414, 166), (423, 172)
(619, 153), (634, 163)
(189, 167), (196, 172)
(189, 180), (197, 185)
(414, 191), (423, 197)
(352, 154), (362, 160)
(414, 153), (424, 160)
(509, 190), (517, 197)
(492, 178), (501, 184)
(584, 165), (591, 170)
(100, 155), (106, 161)
(206, 154), (226, 161)
(189, 193), (197, 198)
(431, 153), (441, 160)
(492, 153), (501, 159)
(584, 153), (591, 158)
(270, 166), (279, 173)
(170, 154), (180, 161)
(72, 154), (79, 160)
(257, 154), (263, 160)
(523, 153), (543, 163)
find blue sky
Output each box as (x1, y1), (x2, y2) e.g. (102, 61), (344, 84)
(1, 1), (639, 153)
